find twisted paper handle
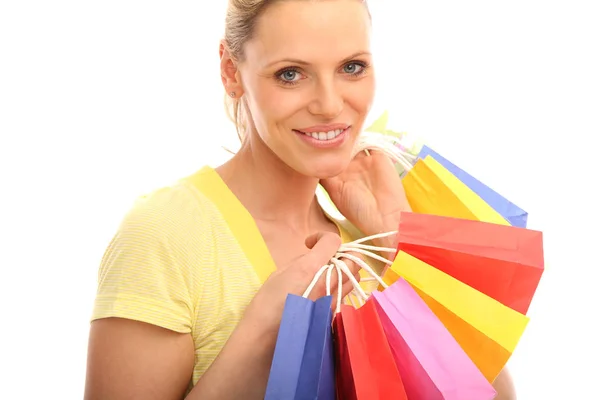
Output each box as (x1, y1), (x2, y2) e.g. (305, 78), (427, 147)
(302, 262), (345, 314)
(330, 231), (400, 308)
(353, 131), (417, 173)
(301, 230), (400, 312)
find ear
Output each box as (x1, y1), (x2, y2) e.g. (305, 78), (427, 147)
(219, 40), (244, 98)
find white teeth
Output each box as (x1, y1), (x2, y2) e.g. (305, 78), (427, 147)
(304, 128), (345, 141)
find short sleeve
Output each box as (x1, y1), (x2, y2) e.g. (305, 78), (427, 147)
(91, 186), (197, 333)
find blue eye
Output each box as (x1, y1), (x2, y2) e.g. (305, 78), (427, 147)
(343, 62), (364, 74)
(275, 68), (304, 86)
(280, 70), (298, 82)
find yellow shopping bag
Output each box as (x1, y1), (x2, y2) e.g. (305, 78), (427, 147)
(402, 155), (510, 225)
(382, 251), (529, 382)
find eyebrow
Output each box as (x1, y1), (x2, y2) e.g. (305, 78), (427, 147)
(264, 51), (372, 68)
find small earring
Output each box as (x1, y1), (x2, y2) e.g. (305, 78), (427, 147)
(229, 91), (236, 98)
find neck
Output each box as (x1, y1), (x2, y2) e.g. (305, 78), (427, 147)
(216, 133), (326, 233)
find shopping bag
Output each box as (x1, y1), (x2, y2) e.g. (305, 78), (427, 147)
(396, 212), (544, 314)
(265, 293), (336, 400)
(339, 300), (408, 399)
(382, 251), (530, 382)
(371, 278), (496, 400)
(417, 145), (528, 228)
(297, 296), (336, 399)
(402, 155), (510, 225)
(329, 257), (407, 400)
(333, 312), (356, 400)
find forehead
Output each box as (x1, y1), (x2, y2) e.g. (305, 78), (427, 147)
(247, 0), (371, 66)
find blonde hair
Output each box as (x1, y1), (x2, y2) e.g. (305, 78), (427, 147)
(223, 0), (273, 143)
(223, 0), (369, 143)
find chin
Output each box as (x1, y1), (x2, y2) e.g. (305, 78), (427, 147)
(266, 130), (358, 179)
(295, 154), (352, 180)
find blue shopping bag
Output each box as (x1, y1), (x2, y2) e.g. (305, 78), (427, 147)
(297, 295), (336, 399)
(417, 145), (528, 228)
(265, 294), (336, 400)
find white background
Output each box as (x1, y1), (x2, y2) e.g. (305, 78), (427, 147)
(1, 1), (598, 398)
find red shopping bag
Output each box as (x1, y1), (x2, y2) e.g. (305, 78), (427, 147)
(333, 314), (356, 400)
(395, 212), (544, 314)
(339, 301), (408, 399)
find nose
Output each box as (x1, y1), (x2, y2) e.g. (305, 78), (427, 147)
(307, 78), (344, 119)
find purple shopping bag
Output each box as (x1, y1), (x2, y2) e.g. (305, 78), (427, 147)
(265, 294), (336, 400)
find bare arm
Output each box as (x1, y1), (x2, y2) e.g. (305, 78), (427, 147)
(493, 367), (517, 400)
(186, 305), (279, 399)
(84, 313), (277, 400)
(84, 318), (195, 400)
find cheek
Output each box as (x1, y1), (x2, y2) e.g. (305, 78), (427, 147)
(248, 83), (303, 131)
(347, 77), (376, 114)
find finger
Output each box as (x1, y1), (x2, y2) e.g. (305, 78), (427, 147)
(305, 231), (341, 249)
(318, 178), (341, 195)
(353, 270), (362, 285)
(339, 253), (364, 277)
(337, 261), (361, 286)
(355, 147), (383, 159)
(343, 280), (354, 297)
(340, 278), (357, 299)
(332, 260), (361, 293)
(345, 268), (362, 289)
(325, 275), (357, 308)
(353, 149), (369, 159)
(310, 259), (356, 300)
(304, 232), (342, 264)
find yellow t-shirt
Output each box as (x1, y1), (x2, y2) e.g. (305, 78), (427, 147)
(91, 166), (383, 387)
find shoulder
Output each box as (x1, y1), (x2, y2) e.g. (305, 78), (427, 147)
(99, 168), (225, 280)
(93, 168), (224, 331)
(116, 168), (220, 243)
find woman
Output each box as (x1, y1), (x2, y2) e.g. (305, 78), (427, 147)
(84, 0), (516, 399)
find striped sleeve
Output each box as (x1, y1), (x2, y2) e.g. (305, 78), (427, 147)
(91, 187), (197, 333)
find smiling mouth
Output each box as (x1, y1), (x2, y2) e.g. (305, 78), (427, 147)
(293, 127), (348, 141)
